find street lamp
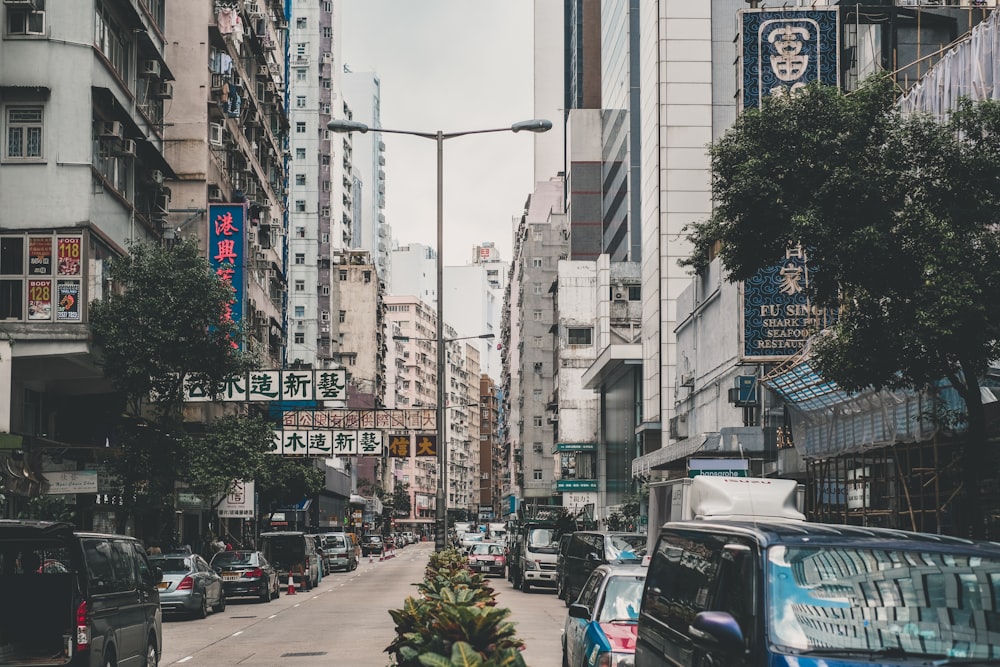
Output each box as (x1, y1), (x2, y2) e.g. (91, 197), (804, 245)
(329, 117), (551, 550)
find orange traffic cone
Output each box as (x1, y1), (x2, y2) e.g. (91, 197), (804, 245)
(286, 574), (296, 595)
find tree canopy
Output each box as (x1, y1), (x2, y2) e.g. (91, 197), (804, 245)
(685, 75), (1000, 537)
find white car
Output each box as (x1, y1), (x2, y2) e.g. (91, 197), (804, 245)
(460, 532), (484, 551)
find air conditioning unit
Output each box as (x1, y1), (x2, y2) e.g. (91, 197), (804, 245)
(258, 65), (269, 77)
(613, 290), (626, 301)
(150, 170), (164, 185)
(211, 73), (225, 92)
(668, 414), (689, 440)
(97, 120), (122, 139)
(156, 81), (173, 99)
(139, 60), (161, 78)
(208, 184), (223, 202)
(209, 122), (224, 147)
(680, 371), (695, 388)
(117, 139), (137, 157)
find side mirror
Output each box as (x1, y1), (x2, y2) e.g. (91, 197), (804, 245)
(586, 551), (602, 563)
(689, 611), (745, 653)
(568, 603), (590, 620)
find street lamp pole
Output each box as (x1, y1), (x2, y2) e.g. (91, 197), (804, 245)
(328, 117), (552, 550)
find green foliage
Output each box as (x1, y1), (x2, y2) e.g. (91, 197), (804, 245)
(182, 413), (276, 506)
(254, 458), (325, 510)
(687, 74), (1000, 536)
(17, 495), (75, 522)
(386, 548), (525, 667)
(89, 238), (256, 417)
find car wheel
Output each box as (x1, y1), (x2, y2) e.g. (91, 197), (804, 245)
(260, 581), (270, 603)
(557, 576), (565, 600)
(522, 579), (532, 593)
(145, 637), (158, 667)
(195, 596), (208, 620)
(104, 649), (116, 667)
(213, 589), (226, 613)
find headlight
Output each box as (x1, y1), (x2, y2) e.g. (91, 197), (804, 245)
(597, 652), (634, 667)
(523, 559), (538, 570)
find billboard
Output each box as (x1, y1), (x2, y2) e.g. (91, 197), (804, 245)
(207, 204), (247, 348)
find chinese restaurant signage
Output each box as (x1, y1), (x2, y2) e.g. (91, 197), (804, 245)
(208, 204), (246, 348)
(741, 245), (838, 361)
(740, 8), (839, 109)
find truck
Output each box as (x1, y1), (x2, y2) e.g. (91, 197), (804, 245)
(643, 475), (805, 553)
(507, 507), (586, 593)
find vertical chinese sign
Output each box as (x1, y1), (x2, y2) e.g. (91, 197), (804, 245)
(208, 204), (246, 348)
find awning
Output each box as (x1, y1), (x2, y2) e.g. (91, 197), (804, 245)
(582, 343), (642, 389)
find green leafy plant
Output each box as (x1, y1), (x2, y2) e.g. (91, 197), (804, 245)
(386, 548), (525, 667)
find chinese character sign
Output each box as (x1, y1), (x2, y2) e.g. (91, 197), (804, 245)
(217, 480), (255, 518)
(268, 430), (386, 457)
(741, 9), (839, 109)
(742, 244), (838, 360)
(208, 204), (246, 348)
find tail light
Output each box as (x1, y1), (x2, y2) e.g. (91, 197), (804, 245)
(75, 600), (90, 651)
(243, 568), (263, 578)
(176, 576), (194, 590)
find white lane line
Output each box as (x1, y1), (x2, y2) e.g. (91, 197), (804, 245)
(232, 631), (243, 637)
(294, 603), (301, 607)
(268, 614), (277, 619)
(177, 657), (192, 663)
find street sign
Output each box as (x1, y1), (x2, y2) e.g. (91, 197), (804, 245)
(688, 458), (749, 478)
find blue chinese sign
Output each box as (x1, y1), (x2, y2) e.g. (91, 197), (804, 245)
(742, 245), (838, 360)
(208, 204), (246, 347)
(741, 8), (839, 109)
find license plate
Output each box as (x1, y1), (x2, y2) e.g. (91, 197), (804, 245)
(157, 582), (169, 590)
(222, 572), (239, 581)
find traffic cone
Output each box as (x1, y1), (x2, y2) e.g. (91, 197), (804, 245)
(286, 574), (296, 595)
(369, 552), (373, 563)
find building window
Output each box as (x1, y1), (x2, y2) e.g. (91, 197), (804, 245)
(533, 416), (543, 427)
(322, 180), (331, 192)
(533, 283), (543, 295)
(94, 5), (129, 80)
(321, 310), (329, 321)
(532, 258), (543, 268)
(533, 231), (543, 241)
(296, 147), (306, 160)
(294, 253), (305, 265)
(567, 327), (593, 345)
(322, 27), (332, 39)
(321, 206), (330, 218)
(5, 106), (42, 159)
(294, 280), (305, 292)
(533, 469), (543, 481)
(339, 270), (347, 280)
(296, 69), (306, 82)
(296, 17), (307, 29)
(296, 96), (306, 109)
(339, 310), (346, 323)
(295, 226), (305, 238)
(533, 362), (543, 374)
(533, 336), (542, 347)
(321, 286), (330, 295)
(296, 42), (306, 55)
(532, 442), (543, 454)
(6, 7), (44, 36)
(295, 174), (306, 186)
(295, 200), (306, 212)
(321, 155), (330, 166)
(533, 390), (542, 401)
(294, 332), (305, 344)
(294, 305), (305, 318)
(0, 234), (84, 322)
(629, 285), (641, 300)
(363, 270), (371, 283)
(532, 311), (542, 321)
(296, 122), (306, 134)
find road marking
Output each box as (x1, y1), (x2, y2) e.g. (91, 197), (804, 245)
(268, 614), (277, 619)
(232, 631), (243, 637)
(294, 603), (301, 607)
(177, 657), (192, 663)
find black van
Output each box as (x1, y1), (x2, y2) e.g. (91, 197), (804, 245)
(636, 518), (1000, 666)
(0, 519), (162, 667)
(558, 531), (646, 606)
(259, 531), (320, 590)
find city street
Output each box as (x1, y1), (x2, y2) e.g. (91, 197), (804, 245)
(160, 542), (566, 666)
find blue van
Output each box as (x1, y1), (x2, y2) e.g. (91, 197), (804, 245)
(636, 482), (1000, 665)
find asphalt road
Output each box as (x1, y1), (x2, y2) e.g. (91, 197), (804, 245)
(159, 542), (567, 666)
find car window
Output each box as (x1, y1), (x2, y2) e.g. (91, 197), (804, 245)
(111, 540), (137, 592)
(642, 532), (721, 635)
(211, 551), (256, 567)
(130, 542), (155, 586)
(150, 557), (190, 573)
(82, 538), (118, 594)
(579, 569), (607, 608)
(607, 535), (646, 562)
(597, 574), (644, 622)
(328, 536), (346, 548)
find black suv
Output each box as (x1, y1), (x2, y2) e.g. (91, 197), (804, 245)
(0, 519), (163, 666)
(559, 530), (646, 606)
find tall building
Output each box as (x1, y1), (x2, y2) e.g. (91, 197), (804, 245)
(389, 243), (436, 305)
(477, 375), (502, 521)
(285, 0), (342, 369)
(331, 249), (385, 404)
(341, 70), (390, 281)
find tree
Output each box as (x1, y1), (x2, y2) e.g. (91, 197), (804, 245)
(89, 238), (258, 536)
(390, 482), (412, 518)
(684, 75), (1000, 538)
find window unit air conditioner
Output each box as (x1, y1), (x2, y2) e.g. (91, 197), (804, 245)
(258, 65), (269, 77)
(208, 184), (223, 202)
(613, 290), (626, 301)
(117, 139), (137, 157)
(150, 170), (164, 185)
(156, 81), (173, 99)
(139, 60), (161, 78)
(209, 122), (224, 147)
(97, 120), (122, 139)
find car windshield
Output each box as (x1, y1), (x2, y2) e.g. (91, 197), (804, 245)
(326, 536), (346, 548)
(470, 543), (504, 556)
(598, 574), (644, 623)
(767, 545), (1000, 659)
(211, 551), (256, 567)
(150, 557), (189, 573)
(462, 533), (483, 542)
(607, 535), (646, 562)
(363, 536), (381, 543)
(262, 537), (303, 566)
(526, 528), (559, 554)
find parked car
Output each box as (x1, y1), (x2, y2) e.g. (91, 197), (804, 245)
(360, 534), (384, 556)
(150, 552), (226, 619)
(319, 532), (359, 572)
(459, 531), (484, 552)
(636, 517), (1000, 666)
(560, 531), (646, 606)
(0, 520), (163, 667)
(563, 564), (645, 667)
(209, 550), (278, 603)
(555, 533), (573, 601)
(259, 531), (320, 591)
(466, 541), (506, 578)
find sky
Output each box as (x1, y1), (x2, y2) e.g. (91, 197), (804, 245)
(340, 1), (537, 266)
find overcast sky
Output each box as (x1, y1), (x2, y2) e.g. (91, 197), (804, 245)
(341, 1), (536, 266)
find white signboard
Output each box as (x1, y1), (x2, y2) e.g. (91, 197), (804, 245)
(269, 429), (384, 457)
(217, 480), (255, 518)
(562, 492), (597, 509)
(43, 470), (98, 494)
(846, 466), (870, 510)
(179, 369), (347, 403)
